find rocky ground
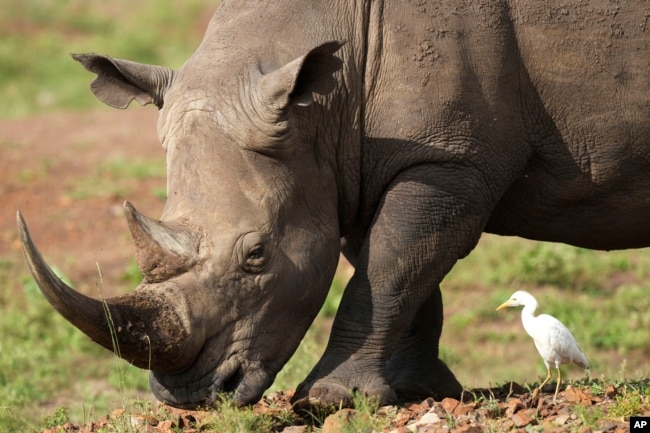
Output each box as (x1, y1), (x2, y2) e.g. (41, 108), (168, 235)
(42, 382), (640, 432)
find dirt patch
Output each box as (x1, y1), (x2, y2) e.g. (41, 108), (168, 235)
(1, 108), (165, 296)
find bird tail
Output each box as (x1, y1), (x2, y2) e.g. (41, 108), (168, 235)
(574, 350), (589, 369)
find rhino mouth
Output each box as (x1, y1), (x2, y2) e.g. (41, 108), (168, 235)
(150, 353), (273, 409)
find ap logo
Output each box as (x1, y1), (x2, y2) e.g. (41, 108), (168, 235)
(631, 417), (650, 432)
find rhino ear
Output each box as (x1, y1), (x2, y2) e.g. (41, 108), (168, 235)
(72, 53), (176, 109)
(259, 40), (345, 111)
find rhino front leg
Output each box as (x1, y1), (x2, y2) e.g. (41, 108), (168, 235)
(292, 164), (492, 411)
(386, 285), (462, 401)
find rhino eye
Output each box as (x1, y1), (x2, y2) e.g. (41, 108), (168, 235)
(244, 245), (267, 273)
(240, 232), (269, 273)
(248, 246), (263, 260)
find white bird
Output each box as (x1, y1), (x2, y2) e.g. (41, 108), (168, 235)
(496, 290), (589, 403)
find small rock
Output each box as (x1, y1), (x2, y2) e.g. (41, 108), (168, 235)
(403, 401), (428, 419)
(554, 413), (571, 425)
(453, 402), (474, 416)
(130, 413), (157, 427)
(441, 397), (460, 413)
(87, 415), (109, 431)
(456, 424), (484, 433)
(392, 409), (416, 427)
(557, 405), (572, 416)
(378, 404), (400, 416)
(511, 408), (536, 427)
(130, 414), (146, 427)
(564, 385), (592, 404)
(538, 406), (553, 417)
(477, 405), (502, 420)
(110, 408), (125, 419)
(597, 421), (620, 432)
(402, 410), (442, 432)
(281, 426), (309, 433)
(537, 394), (548, 411)
(156, 419), (176, 433)
(499, 419), (515, 431)
(605, 385), (618, 399)
(417, 411), (442, 425)
(587, 392), (602, 403)
(505, 398), (524, 417)
(322, 408), (368, 433)
(422, 397), (436, 408)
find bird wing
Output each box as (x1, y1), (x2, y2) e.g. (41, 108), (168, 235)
(539, 314), (589, 369)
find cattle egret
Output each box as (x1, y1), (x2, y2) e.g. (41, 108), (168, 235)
(496, 290), (589, 403)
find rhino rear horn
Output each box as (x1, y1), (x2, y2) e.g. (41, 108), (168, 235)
(124, 202), (200, 283)
(16, 211), (197, 372)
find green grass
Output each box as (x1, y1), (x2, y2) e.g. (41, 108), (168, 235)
(197, 395), (296, 433)
(18, 159), (57, 183)
(0, 1), (214, 119)
(441, 235), (650, 388)
(0, 257), (149, 431)
(609, 384), (650, 418)
(66, 156), (167, 200)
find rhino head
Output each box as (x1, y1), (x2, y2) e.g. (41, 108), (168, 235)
(18, 39), (348, 408)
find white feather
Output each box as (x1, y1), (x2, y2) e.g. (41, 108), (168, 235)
(497, 290), (589, 402)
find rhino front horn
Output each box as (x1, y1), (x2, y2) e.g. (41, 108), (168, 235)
(124, 201), (200, 282)
(16, 211), (198, 373)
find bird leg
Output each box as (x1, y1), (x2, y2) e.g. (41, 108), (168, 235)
(553, 367), (562, 404)
(536, 367), (552, 395)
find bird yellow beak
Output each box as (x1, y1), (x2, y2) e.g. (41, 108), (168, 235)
(496, 300), (511, 311)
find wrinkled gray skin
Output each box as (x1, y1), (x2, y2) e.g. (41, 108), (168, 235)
(19, 0), (649, 411)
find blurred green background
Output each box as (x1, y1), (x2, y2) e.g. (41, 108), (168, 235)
(0, 1), (648, 431)
(0, 0), (212, 119)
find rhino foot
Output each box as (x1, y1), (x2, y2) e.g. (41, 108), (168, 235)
(291, 373), (397, 414)
(387, 357), (463, 402)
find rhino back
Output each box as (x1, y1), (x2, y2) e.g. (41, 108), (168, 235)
(357, 0), (648, 249)
(488, 0), (649, 249)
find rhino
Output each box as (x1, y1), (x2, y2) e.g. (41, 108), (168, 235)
(18, 0), (649, 411)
